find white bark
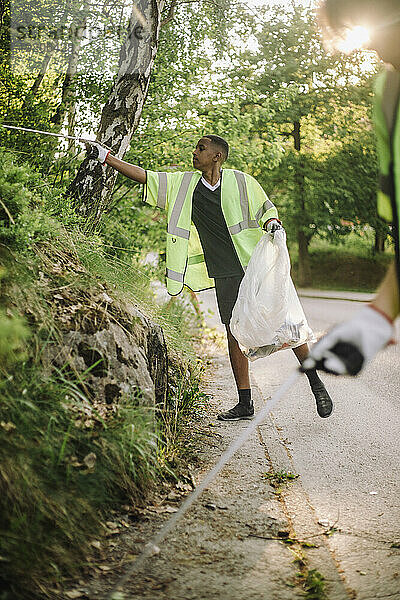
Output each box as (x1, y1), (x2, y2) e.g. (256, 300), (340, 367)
(68, 0), (164, 228)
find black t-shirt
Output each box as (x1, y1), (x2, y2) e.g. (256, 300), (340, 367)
(191, 177), (244, 279)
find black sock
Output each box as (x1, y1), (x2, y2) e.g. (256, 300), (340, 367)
(238, 388), (252, 406)
(305, 369), (323, 389)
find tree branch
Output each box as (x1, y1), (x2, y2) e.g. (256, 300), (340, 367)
(161, 0), (178, 27)
(161, 0), (227, 26)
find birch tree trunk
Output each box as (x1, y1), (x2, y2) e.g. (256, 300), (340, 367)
(52, 14), (87, 131)
(68, 0), (164, 230)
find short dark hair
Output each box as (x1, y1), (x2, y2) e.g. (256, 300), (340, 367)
(204, 134), (229, 161)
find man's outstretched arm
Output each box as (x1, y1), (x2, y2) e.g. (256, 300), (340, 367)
(85, 141), (146, 184)
(106, 154), (146, 184)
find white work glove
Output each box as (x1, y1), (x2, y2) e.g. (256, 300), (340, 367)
(302, 305), (395, 376)
(83, 141), (110, 165)
(264, 218), (284, 236)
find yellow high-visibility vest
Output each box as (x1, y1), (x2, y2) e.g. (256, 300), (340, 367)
(144, 169), (278, 295)
(374, 69), (400, 280)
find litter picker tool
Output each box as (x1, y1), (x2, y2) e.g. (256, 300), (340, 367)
(1, 124), (111, 150)
(106, 368), (301, 600)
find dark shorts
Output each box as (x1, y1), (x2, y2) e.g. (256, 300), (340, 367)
(214, 274), (244, 325)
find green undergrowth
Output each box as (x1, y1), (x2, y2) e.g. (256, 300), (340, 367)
(0, 150), (207, 598)
(300, 569), (327, 599)
(290, 234), (394, 292)
(262, 470), (299, 493)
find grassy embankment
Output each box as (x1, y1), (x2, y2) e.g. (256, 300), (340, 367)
(290, 233), (394, 293)
(0, 150), (207, 599)
(0, 148), (393, 598)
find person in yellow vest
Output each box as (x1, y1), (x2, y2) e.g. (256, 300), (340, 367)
(87, 135), (333, 418)
(302, 0), (400, 376)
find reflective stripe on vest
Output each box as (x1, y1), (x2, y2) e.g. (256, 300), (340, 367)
(229, 171), (259, 234)
(156, 172), (168, 209)
(165, 170), (268, 239)
(255, 198), (275, 222)
(167, 172), (192, 240)
(166, 268), (184, 283)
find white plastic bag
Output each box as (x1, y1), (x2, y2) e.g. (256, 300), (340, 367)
(230, 230), (314, 361)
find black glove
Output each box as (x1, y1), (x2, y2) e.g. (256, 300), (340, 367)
(263, 218), (284, 236)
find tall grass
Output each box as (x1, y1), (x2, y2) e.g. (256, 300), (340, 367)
(0, 360), (160, 595)
(0, 150), (207, 598)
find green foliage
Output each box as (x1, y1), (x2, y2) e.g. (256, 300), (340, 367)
(0, 151), (70, 249)
(262, 470), (299, 486)
(221, 2), (384, 284)
(289, 233), (393, 292)
(0, 150), (205, 597)
(0, 362), (159, 595)
(0, 308), (30, 370)
(100, 186), (167, 278)
(302, 569), (327, 600)
(262, 470), (299, 495)
(160, 362), (208, 463)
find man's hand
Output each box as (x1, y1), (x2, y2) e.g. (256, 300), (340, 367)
(302, 305), (394, 376)
(83, 141), (110, 165)
(264, 218), (284, 236)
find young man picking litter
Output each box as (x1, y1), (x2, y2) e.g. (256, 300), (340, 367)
(86, 135), (334, 419)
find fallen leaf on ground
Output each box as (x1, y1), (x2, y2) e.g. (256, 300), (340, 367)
(167, 491), (182, 501)
(125, 553), (138, 561)
(147, 505), (178, 514)
(318, 519), (330, 528)
(151, 580), (174, 590)
(83, 452), (97, 469)
(0, 421), (16, 433)
(65, 591), (84, 599)
(176, 481), (192, 492)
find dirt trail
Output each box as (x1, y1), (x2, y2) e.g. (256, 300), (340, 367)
(71, 345), (311, 600)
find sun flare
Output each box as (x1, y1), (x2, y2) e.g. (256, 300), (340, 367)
(337, 25), (370, 53)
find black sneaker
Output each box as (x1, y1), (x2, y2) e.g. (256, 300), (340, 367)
(312, 384), (334, 418)
(217, 403), (255, 421)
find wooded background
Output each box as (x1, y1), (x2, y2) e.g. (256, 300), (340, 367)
(0, 0), (391, 286)
(0, 2), (395, 597)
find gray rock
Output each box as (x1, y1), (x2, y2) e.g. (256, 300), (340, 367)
(46, 296), (168, 409)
